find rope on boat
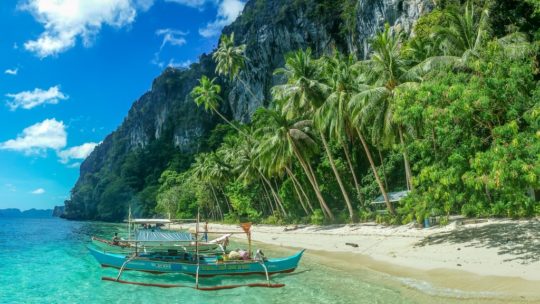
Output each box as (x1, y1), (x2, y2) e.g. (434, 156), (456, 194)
(259, 261), (270, 286)
(115, 254), (136, 281)
(195, 265), (200, 288)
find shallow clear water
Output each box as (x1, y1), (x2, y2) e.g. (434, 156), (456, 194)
(0, 218), (518, 304)
(0, 218), (420, 303)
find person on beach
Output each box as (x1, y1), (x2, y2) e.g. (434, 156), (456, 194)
(112, 232), (120, 245)
(204, 221), (208, 242)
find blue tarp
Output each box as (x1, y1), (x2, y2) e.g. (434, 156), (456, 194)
(135, 230), (194, 242)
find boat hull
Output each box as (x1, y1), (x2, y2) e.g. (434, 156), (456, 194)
(88, 245), (304, 277)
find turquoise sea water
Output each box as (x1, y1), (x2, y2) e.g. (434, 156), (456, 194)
(0, 218), (517, 304)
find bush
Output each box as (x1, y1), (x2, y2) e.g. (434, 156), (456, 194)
(310, 209), (325, 225)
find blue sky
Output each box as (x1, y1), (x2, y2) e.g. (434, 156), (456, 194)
(0, 0), (245, 210)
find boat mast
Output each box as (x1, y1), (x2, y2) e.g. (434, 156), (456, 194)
(128, 205), (132, 241)
(195, 209), (200, 289)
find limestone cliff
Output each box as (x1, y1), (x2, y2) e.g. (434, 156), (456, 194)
(64, 0), (432, 221)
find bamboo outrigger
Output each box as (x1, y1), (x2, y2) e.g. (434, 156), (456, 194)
(89, 212), (305, 290)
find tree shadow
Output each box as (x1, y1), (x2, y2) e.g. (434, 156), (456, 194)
(415, 220), (540, 264)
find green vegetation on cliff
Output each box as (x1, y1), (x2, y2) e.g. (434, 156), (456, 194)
(163, 1), (540, 224)
(64, 0), (540, 223)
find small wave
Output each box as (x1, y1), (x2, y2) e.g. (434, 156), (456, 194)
(396, 277), (503, 299)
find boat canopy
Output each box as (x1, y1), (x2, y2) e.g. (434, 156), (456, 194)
(135, 230), (194, 242)
(371, 190), (410, 204)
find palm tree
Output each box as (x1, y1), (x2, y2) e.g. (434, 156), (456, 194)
(213, 33), (261, 103)
(191, 153), (227, 219)
(434, 2), (490, 59)
(351, 24), (420, 193)
(221, 132), (287, 216)
(191, 75), (248, 138)
(425, 2), (531, 67)
(252, 110), (314, 215)
(256, 108), (335, 220)
(273, 49), (328, 118)
(315, 53), (365, 221)
(274, 49), (357, 221)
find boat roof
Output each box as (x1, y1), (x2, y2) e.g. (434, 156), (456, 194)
(135, 230), (193, 242)
(130, 219), (172, 224)
(371, 190), (410, 204)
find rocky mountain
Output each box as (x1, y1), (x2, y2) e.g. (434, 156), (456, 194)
(63, 0), (433, 221)
(52, 206), (65, 217)
(0, 208), (53, 218)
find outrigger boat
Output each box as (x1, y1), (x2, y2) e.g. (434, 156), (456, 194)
(88, 220), (305, 290)
(91, 218), (230, 253)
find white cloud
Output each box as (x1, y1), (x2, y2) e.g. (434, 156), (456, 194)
(21, 0), (153, 57)
(67, 162), (82, 168)
(31, 188), (45, 195)
(167, 58), (192, 68)
(164, 0), (208, 9)
(152, 28), (188, 68)
(156, 28), (188, 49)
(5, 68), (18, 75)
(57, 142), (99, 164)
(199, 0), (245, 38)
(6, 85), (68, 111)
(0, 119), (67, 155)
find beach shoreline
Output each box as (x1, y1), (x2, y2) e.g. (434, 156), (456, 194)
(177, 219), (540, 301)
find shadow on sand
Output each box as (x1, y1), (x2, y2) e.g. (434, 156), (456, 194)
(415, 220), (540, 264)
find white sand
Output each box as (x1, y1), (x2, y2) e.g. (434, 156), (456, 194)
(176, 218), (540, 298)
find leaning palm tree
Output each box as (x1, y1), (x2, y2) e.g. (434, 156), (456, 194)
(221, 132), (288, 217)
(256, 107), (335, 220)
(315, 53), (366, 221)
(274, 49), (355, 221)
(213, 33), (261, 102)
(191, 75), (248, 137)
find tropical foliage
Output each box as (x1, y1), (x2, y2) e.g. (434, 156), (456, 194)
(68, 1), (540, 224)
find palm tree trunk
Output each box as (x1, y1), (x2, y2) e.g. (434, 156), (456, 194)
(293, 184), (310, 215)
(238, 77), (262, 105)
(378, 148), (389, 191)
(399, 125), (414, 191)
(306, 160), (335, 219)
(286, 166), (314, 213)
(288, 171), (310, 215)
(209, 183), (222, 220)
(356, 128), (394, 214)
(343, 143), (363, 205)
(212, 107), (250, 138)
(219, 187), (232, 213)
(290, 140), (334, 220)
(258, 171), (287, 216)
(260, 178), (275, 215)
(320, 132), (357, 222)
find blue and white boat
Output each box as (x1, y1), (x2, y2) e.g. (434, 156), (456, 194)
(88, 245), (305, 277)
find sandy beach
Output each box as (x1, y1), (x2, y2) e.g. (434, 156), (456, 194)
(178, 219), (540, 301)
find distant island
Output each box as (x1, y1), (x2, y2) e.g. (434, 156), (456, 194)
(0, 208), (54, 218)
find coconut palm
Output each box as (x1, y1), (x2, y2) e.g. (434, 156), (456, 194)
(273, 49), (328, 118)
(191, 75), (248, 138)
(256, 107), (334, 220)
(315, 53), (367, 221)
(434, 2), (490, 59)
(253, 109), (314, 215)
(351, 24), (420, 194)
(275, 49), (358, 222)
(213, 33), (261, 102)
(220, 132), (288, 216)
